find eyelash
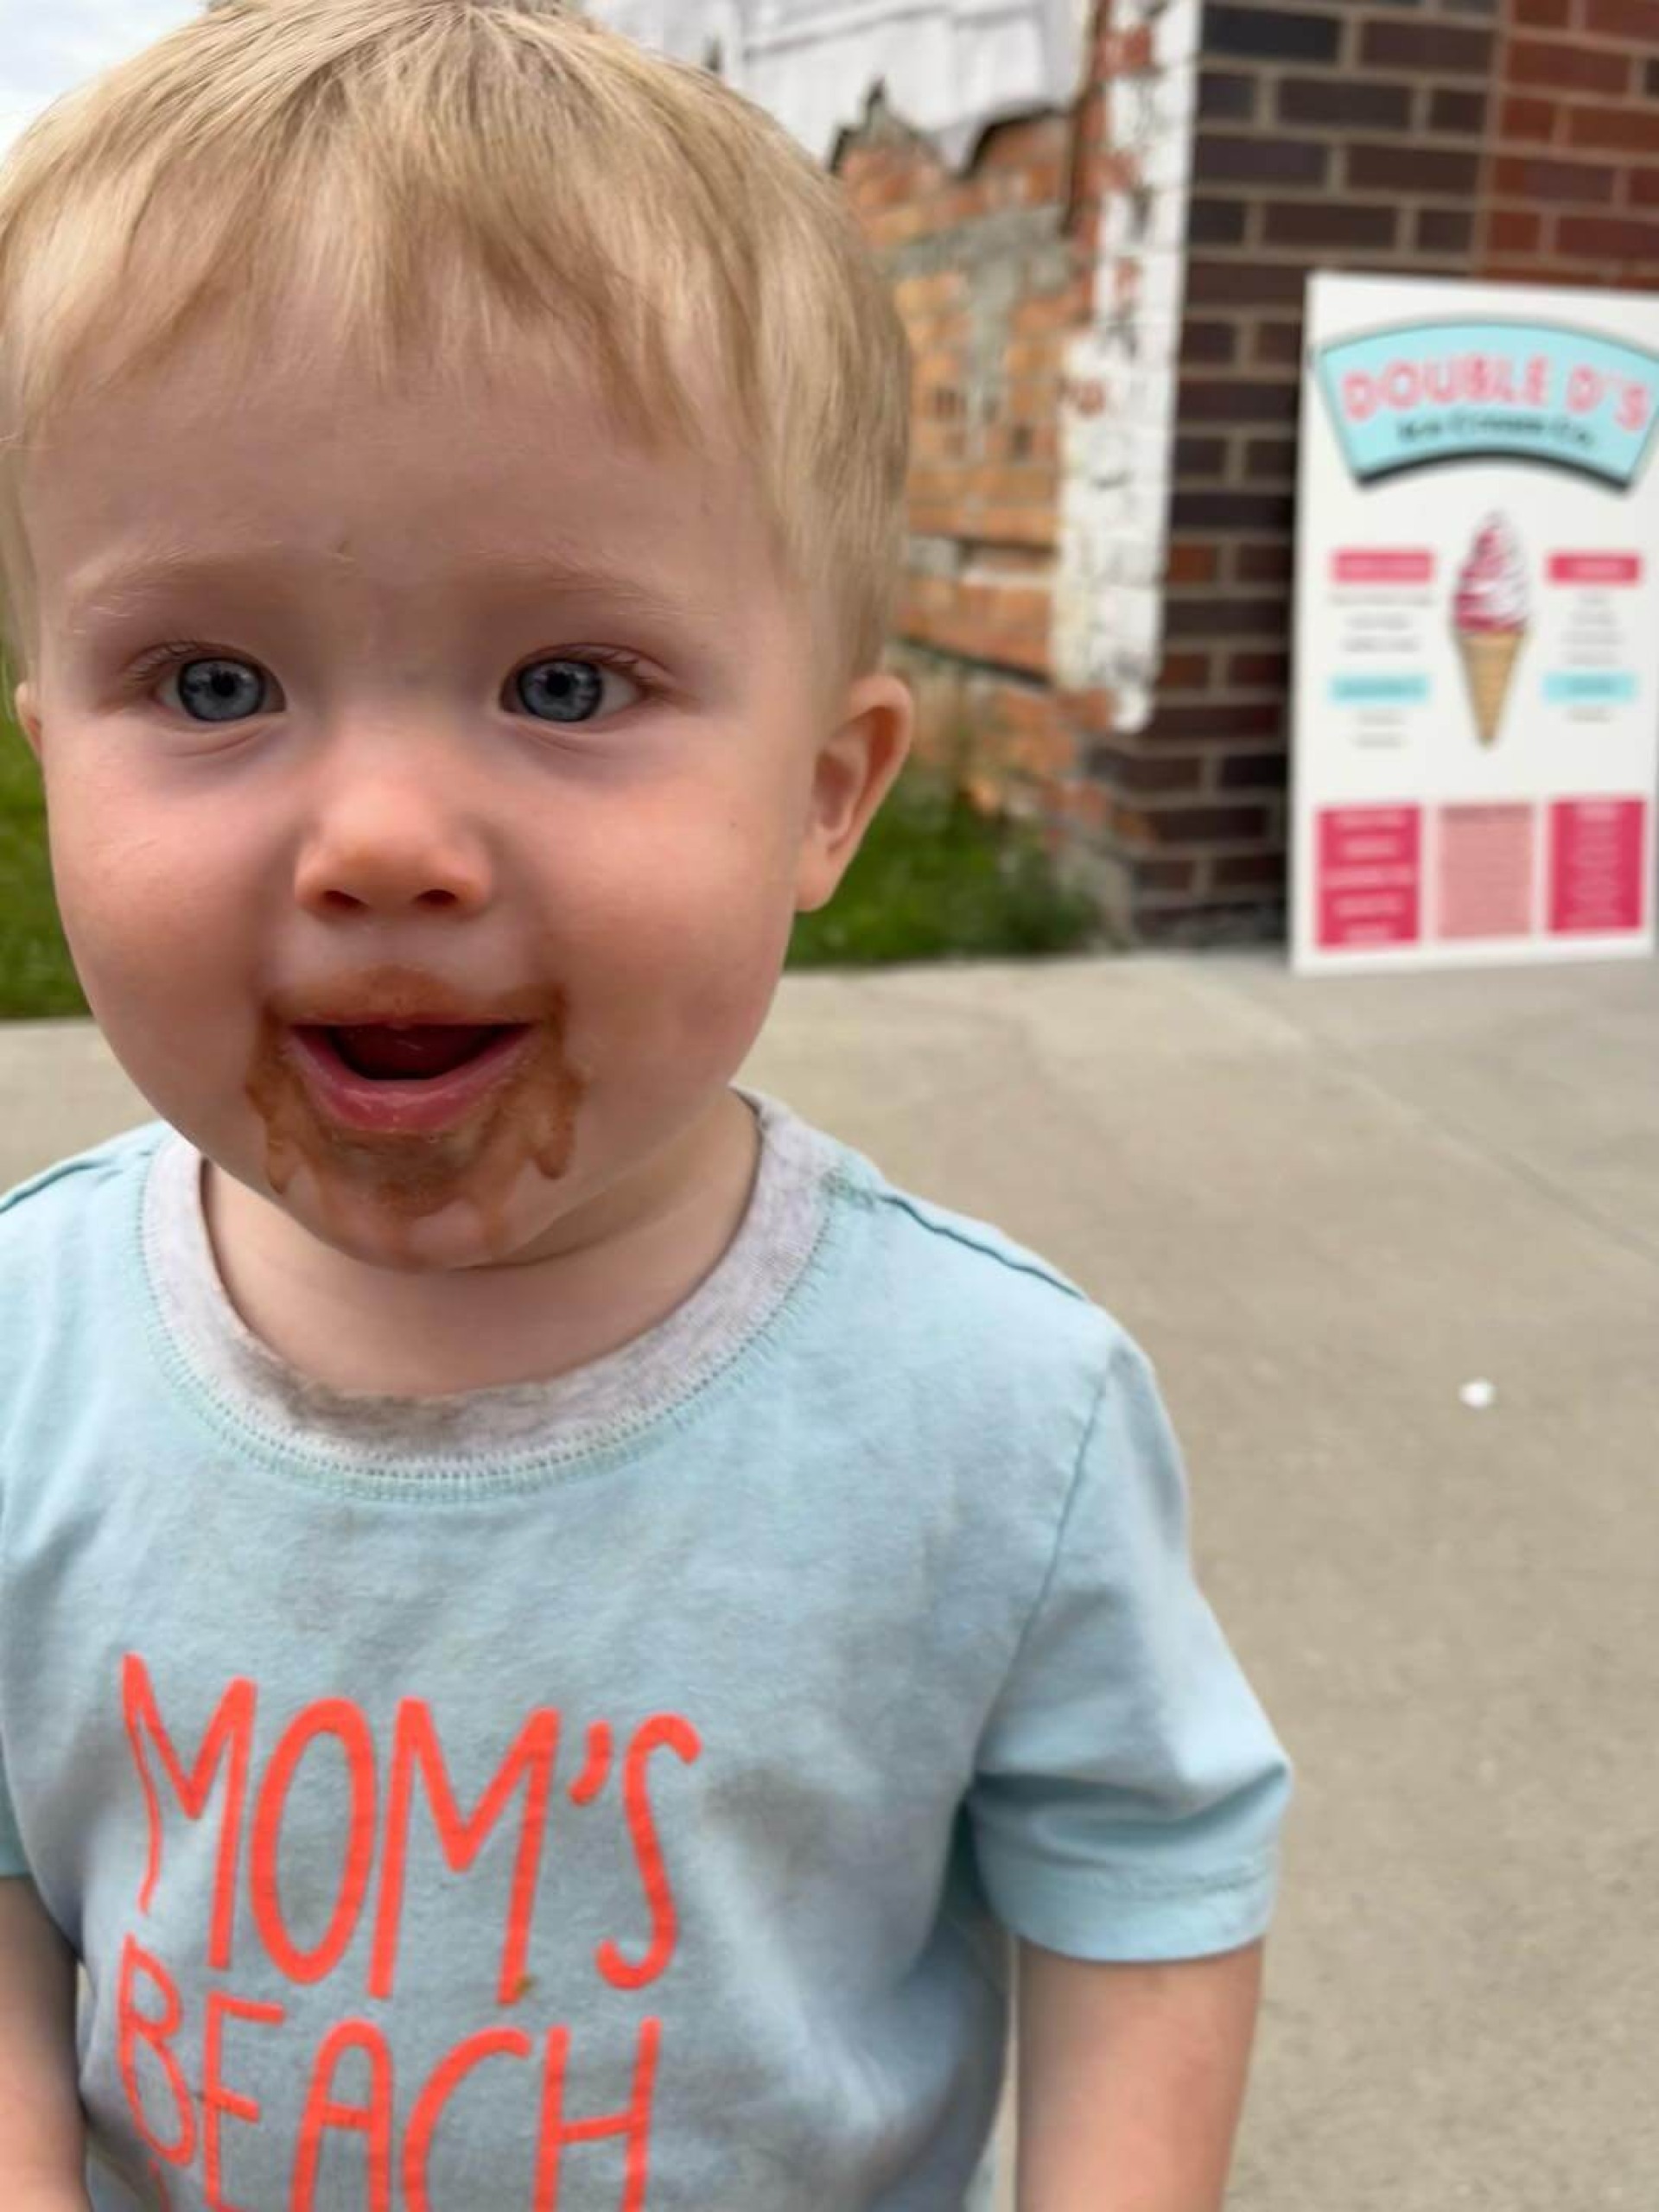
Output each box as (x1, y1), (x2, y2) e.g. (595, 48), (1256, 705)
(123, 642), (659, 712)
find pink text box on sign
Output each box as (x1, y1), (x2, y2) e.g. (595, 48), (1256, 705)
(1318, 805), (1422, 950)
(1548, 798), (1647, 935)
(1436, 804), (1536, 941)
(1333, 550), (1435, 585)
(1546, 553), (1643, 587)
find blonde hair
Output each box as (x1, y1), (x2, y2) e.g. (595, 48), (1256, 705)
(0, 0), (911, 685)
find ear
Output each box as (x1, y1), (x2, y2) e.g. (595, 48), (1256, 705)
(12, 680), (42, 761)
(794, 671), (914, 913)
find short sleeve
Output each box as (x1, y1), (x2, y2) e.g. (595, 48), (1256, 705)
(968, 1335), (1294, 1962)
(0, 1733), (27, 1878)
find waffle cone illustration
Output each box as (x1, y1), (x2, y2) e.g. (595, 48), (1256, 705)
(1452, 514), (1529, 750)
(1457, 626), (1526, 748)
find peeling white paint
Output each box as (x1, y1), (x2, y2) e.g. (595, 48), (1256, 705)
(1052, 0), (1195, 729)
(589, 0), (1094, 168)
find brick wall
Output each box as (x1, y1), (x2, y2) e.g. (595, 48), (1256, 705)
(836, 0), (1659, 944)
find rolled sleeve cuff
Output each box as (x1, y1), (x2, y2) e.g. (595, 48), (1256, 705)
(976, 1843), (1281, 1963)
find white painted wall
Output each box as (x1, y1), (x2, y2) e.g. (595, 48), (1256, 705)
(590, 0), (1093, 168)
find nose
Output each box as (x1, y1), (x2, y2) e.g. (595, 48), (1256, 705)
(292, 754), (497, 918)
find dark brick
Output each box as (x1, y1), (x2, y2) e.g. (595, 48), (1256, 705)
(1198, 71), (1258, 120)
(1254, 320), (1304, 366)
(1245, 436), (1299, 481)
(1144, 803), (1274, 846)
(1230, 650), (1291, 687)
(1515, 0), (1572, 22)
(1205, 4), (1343, 60)
(1164, 594), (1291, 637)
(1347, 141), (1480, 194)
(1359, 19), (1493, 71)
(1218, 750), (1290, 789)
(1211, 850), (1288, 887)
(1147, 701), (1286, 741)
(1235, 541), (1294, 584)
(1189, 196), (1249, 245)
(1179, 377), (1301, 423)
(1510, 36), (1630, 93)
(1194, 132), (1330, 186)
(1160, 652), (1215, 690)
(1263, 200), (1398, 249)
(1277, 77), (1414, 129)
(1493, 155), (1618, 205)
(1415, 208), (1476, 252)
(1427, 89), (1488, 134)
(1185, 257), (1311, 306)
(1167, 540), (1222, 584)
(1647, 58), (1659, 98)
(1137, 858), (1199, 895)
(1170, 489), (1298, 531)
(1173, 434), (1230, 476)
(1086, 746), (1207, 794)
(1442, 0), (1497, 13)
(1181, 320), (1240, 364)
(1558, 213), (1659, 258)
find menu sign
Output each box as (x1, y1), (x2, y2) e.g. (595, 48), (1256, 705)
(1293, 273), (1659, 971)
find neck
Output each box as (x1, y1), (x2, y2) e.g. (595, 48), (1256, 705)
(202, 1090), (763, 1397)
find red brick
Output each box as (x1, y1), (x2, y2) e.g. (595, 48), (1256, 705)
(1509, 37), (1630, 93)
(1630, 168), (1659, 208)
(1167, 542), (1222, 585)
(1566, 105), (1659, 154)
(1493, 155), (1618, 204)
(1487, 208), (1545, 252)
(1159, 652), (1214, 692)
(1515, 0), (1571, 22)
(1556, 212), (1659, 257)
(1500, 96), (1560, 141)
(1583, 0), (1659, 35)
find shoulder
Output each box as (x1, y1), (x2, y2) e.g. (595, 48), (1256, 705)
(0, 1120), (170, 1290)
(806, 1117), (1137, 1448)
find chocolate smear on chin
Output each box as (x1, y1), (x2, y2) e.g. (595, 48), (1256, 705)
(245, 971), (588, 1268)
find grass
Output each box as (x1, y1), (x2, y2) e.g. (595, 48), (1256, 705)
(0, 705), (1101, 1020)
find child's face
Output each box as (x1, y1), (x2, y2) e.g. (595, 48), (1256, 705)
(16, 324), (906, 1271)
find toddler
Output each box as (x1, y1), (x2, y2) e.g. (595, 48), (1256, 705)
(0, 3), (1293, 2207)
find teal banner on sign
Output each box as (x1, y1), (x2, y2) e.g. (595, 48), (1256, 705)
(1314, 319), (1659, 486)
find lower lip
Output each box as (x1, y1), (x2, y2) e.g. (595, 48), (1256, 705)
(284, 1026), (537, 1137)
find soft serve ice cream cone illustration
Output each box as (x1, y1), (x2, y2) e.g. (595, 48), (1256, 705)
(1452, 513), (1529, 747)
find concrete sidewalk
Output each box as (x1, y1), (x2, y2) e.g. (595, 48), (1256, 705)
(4, 950), (1657, 2209)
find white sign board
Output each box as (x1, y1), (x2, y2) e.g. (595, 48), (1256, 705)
(1293, 272), (1659, 972)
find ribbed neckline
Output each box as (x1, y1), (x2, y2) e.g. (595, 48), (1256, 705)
(136, 1088), (845, 1497)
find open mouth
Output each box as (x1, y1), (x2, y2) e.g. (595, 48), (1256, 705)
(303, 1023), (521, 1084)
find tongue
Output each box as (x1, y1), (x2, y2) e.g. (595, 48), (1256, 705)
(331, 1024), (506, 1081)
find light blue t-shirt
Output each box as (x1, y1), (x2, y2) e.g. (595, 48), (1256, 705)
(0, 1094), (1291, 2212)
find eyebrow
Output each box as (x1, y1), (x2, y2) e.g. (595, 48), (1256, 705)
(63, 537), (710, 630)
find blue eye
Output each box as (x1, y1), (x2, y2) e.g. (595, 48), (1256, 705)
(170, 658), (272, 724)
(513, 658), (638, 725)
